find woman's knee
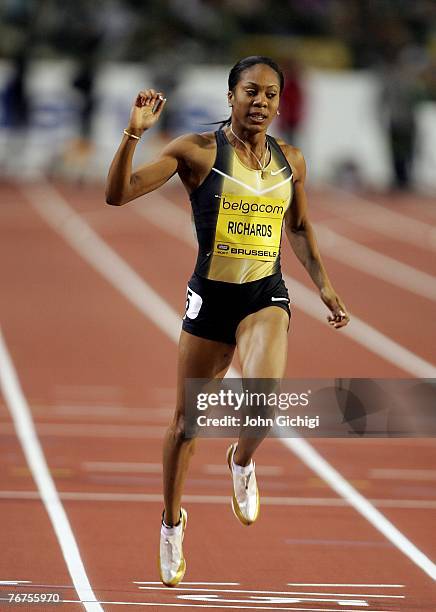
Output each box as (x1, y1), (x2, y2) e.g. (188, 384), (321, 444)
(169, 411), (197, 448)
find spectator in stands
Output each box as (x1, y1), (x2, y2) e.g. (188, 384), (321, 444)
(380, 48), (425, 190)
(277, 57), (304, 146)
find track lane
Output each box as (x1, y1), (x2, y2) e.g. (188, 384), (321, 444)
(317, 217), (436, 277)
(41, 184), (436, 600)
(1, 181), (435, 610)
(351, 191), (436, 226)
(309, 438), (436, 557)
(139, 185), (436, 369)
(53, 182), (427, 377)
(0, 402), (82, 610)
(0, 186), (177, 609)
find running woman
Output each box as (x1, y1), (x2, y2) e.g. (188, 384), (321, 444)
(106, 56), (350, 587)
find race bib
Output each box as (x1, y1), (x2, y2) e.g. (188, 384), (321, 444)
(213, 193), (285, 261)
(184, 286), (202, 320)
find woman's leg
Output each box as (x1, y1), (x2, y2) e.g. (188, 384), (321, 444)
(162, 330), (235, 525)
(234, 306), (289, 466)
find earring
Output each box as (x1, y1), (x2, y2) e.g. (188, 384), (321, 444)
(276, 110), (280, 116)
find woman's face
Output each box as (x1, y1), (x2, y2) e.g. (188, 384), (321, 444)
(228, 64), (281, 132)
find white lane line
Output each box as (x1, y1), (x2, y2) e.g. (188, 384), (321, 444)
(53, 383), (123, 400)
(280, 436), (436, 581)
(314, 224), (436, 302)
(280, 279), (436, 377)
(292, 438), (436, 446)
(21, 183), (183, 345)
(0, 422), (166, 438)
(24, 182), (436, 580)
(83, 462), (162, 473)
(83, 462), (281, 476)
(178, 596), (367, 606)
(137, 585), (403, 598)
(321, 184), (436, 252)
(2, 490), (436, 509)
(134, 192), (436, 377)
(59, 602), (397, 611)
(134, 582), (240, 585)
(0, 581), (32, 585)
(46, 405), (129, 417)
(0, 491), (344, 505)
(370, 468), (436, 481)
(0, 330), (103, 612)
(287, 583), (404, 588)
(33, 404), (172, 421)
(204, 464), (283, 476)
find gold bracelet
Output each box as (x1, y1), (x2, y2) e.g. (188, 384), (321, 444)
(123, 129), (141, 140)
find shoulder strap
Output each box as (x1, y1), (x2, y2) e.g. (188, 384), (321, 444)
(267, 135), (294, 177)
(215, 128), (228, 147)
(213, 129), (232, 173)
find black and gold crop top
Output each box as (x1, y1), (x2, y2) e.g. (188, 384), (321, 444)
(190, 129), (294, 284)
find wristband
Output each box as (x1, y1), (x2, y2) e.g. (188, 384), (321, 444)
(123, 129), (141, 140)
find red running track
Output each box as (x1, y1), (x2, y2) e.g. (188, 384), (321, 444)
(0, 180), (435, 611)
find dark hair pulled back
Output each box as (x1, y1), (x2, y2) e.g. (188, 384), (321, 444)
(215, 56), (285, 129)
(228, 56), (284, 95)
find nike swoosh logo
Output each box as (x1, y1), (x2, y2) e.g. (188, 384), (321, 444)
(271, 297), (289, 302)
(270, 167), (287, 176)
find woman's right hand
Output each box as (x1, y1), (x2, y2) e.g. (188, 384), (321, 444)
(126, 89), (167, 136)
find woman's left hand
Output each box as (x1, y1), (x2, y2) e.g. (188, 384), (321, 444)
(320, 286), (350, 329)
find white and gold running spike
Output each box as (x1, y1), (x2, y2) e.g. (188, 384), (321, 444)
(227, 443), (260, 526)
(158, 508), (188, 587)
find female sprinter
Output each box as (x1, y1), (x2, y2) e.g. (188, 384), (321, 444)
(106, 56), (349, 587)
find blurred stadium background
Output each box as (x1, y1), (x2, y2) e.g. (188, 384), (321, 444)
(0, 0), (435, 192)
(1, 4), (436, 604)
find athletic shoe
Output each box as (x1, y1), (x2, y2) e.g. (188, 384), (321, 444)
(158, 508), (188, 587)
(226, 443), (259, 525)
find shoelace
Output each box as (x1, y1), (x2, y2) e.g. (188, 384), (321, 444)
(244, 472), (252, 491)
(163, 538), (178, 565)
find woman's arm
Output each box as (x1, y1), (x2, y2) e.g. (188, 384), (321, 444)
(106, 89), (182, 206)
(284, 148), (350, 329)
